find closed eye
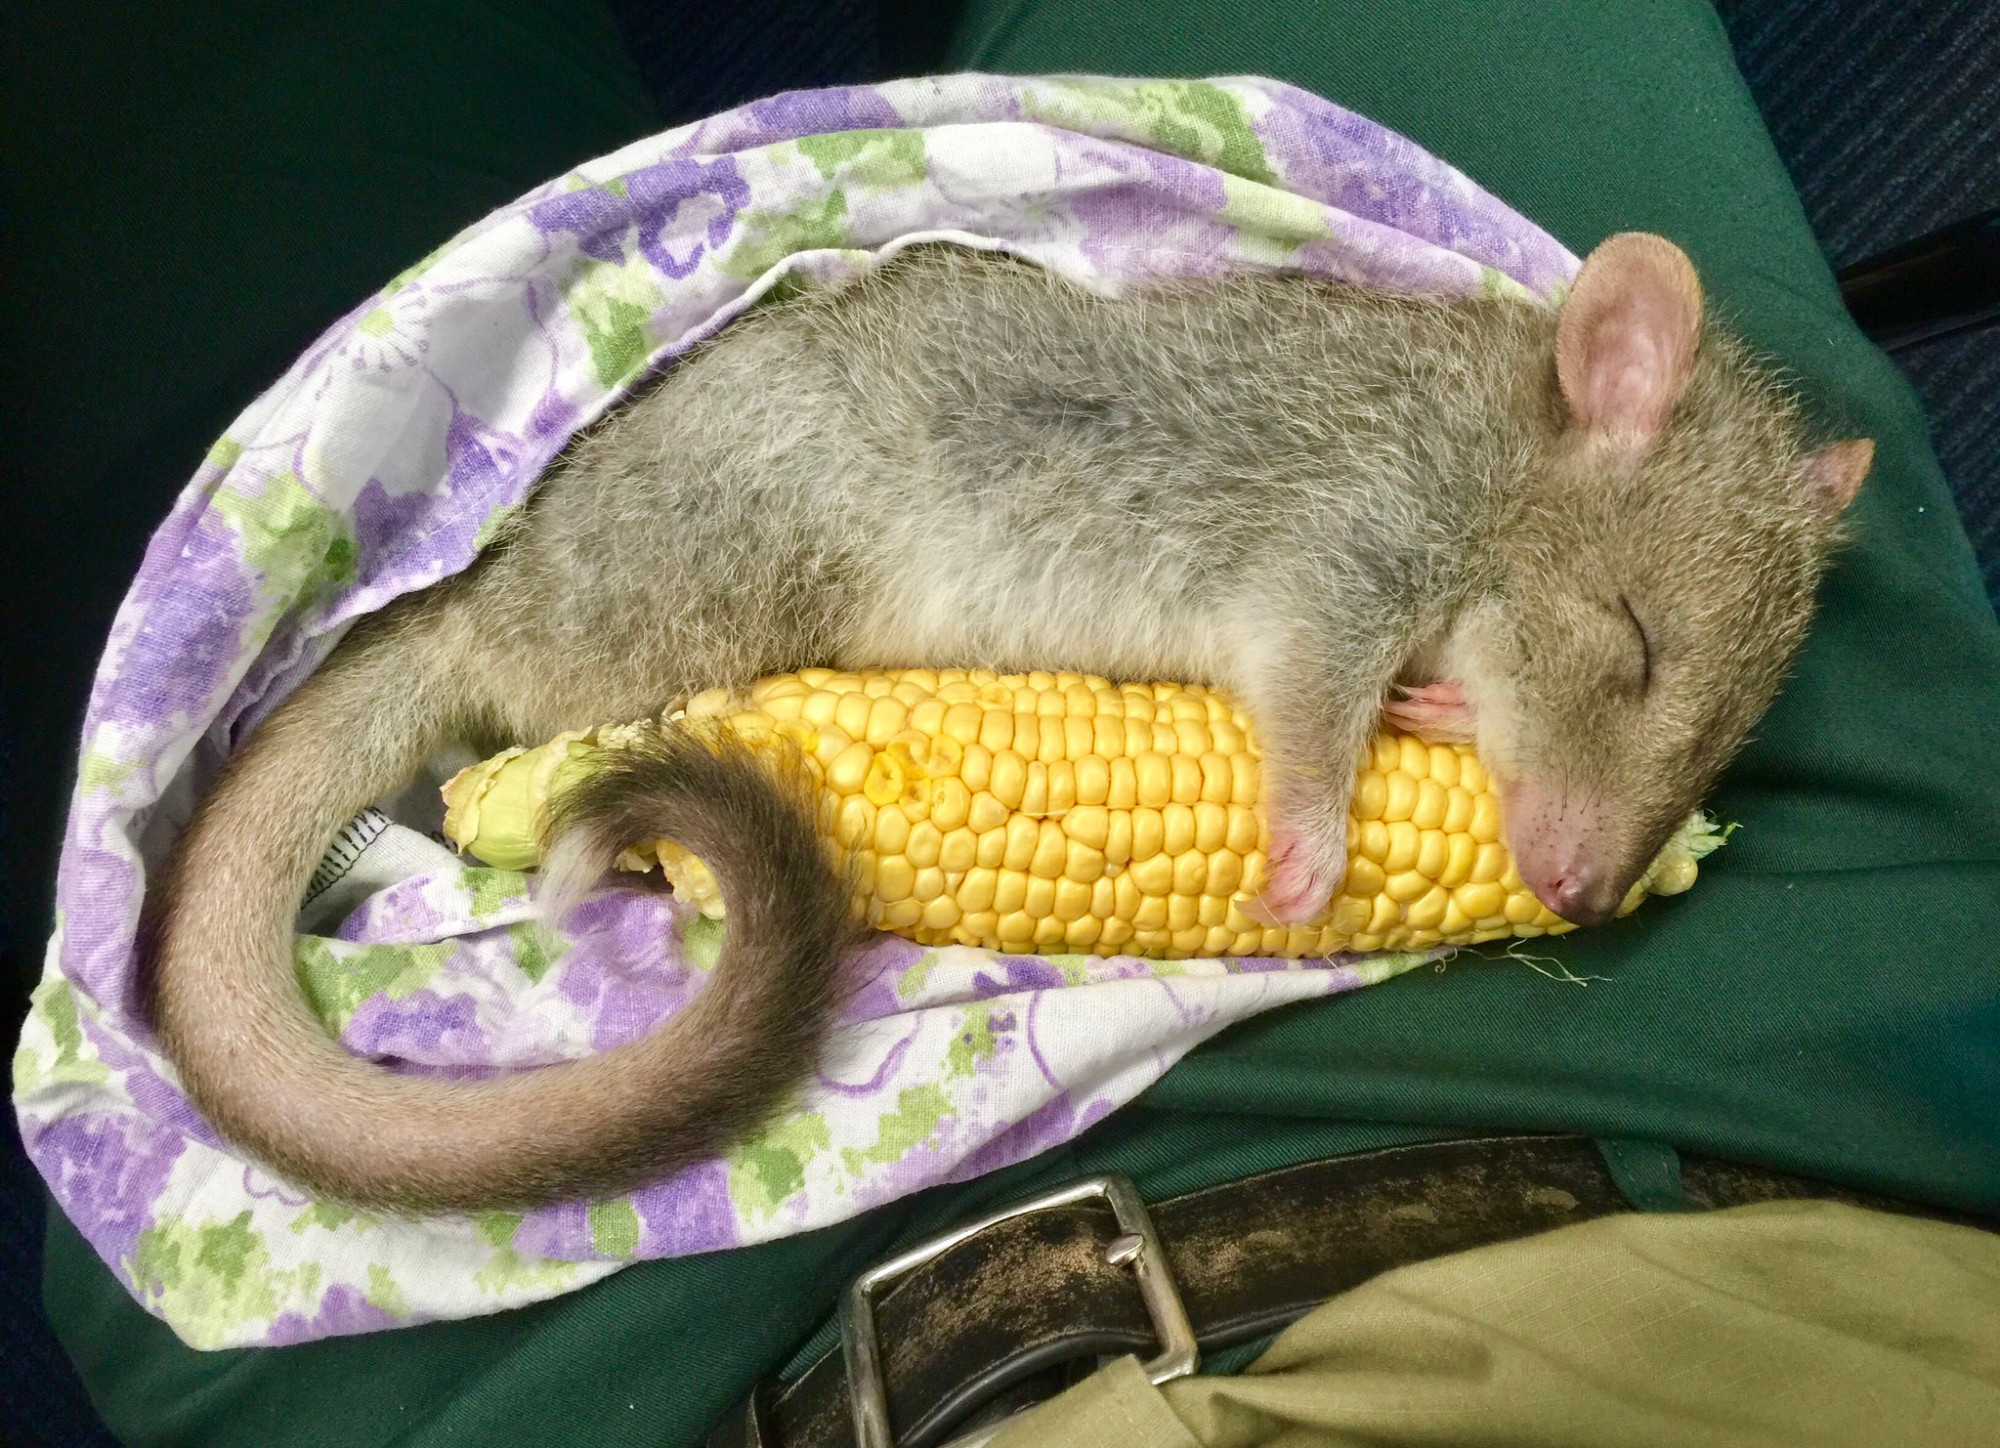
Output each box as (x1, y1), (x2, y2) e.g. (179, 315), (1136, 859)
(1620, 594), (1653, 692)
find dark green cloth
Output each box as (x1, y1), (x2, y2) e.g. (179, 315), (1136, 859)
(0, 0), (664, 1001)
(42, 2), (2000, 1445)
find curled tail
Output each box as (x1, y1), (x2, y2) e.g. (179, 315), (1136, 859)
(149, 610), (861, 1213)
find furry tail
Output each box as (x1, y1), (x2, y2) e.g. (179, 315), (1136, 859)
(149, 612), (861, 1213)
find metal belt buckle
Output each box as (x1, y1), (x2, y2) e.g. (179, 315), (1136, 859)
(839, 1173), (1200, 1448)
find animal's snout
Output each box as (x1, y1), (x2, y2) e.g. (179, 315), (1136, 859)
(1500, 777), (1636, 927)
(1532, 865), (1623, 928)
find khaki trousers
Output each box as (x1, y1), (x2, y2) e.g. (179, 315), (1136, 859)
(989, 1201), (2000, 1448)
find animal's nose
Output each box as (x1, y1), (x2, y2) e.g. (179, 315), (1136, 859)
(1500, 776), (1635, 928)
(1537, 868), (1620, 927)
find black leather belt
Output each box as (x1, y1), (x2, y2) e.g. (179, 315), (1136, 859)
(707, 1133), (1993, 1448)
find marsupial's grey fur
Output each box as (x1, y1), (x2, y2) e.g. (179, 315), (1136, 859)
(148, 236), (1869, 1212)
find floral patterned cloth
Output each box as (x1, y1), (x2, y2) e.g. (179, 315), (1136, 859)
(12, 75), (1577, 1349)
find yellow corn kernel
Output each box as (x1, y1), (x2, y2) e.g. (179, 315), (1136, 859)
(443, 669), (1725, 962)
(1001, 814), (1038, 871)
(1385, 869), (1431, 905)
(1064, 805), (1109, 851)
(1383, 771), (1418, 823)
(1065, 838), (1105, 884)
(862, 752), (906, 807)
(913, 867), (945, 905)
(906, 821), (943, 871)
(960, 868), (997, 913)
(1130, 808), (1164, 862)
(931, 778), (971, 832)
(833, 691), (872, 741)
(943, 702), (983, 745)
(1406, 886), (1450, 931)
(1047, 759), (1077, 813)
(1470, 793), (1502, 844)
(865, 695), (908, 745)
(1017, 762), (1049, 815)
(1053, 877), (1093, 922)
(1454, 880), (1506, 919)
(1412, 778), (1449, 831)
(1111, 872), (1142, 922)
(1225, 805), (1260, 855)
(1191, 801), (1227, 854)
(939, 827), (977, 875)
(873, 806), (910, 859)
(968, 790), (1008, 833)
(1382, 821), (1420, 874)
(875, 855), (915, 904)
(1345, 856), (1387, 901)
(1438, 833), (1476, 890)
(1129, 853), (1175, 897)
(1414, 829), (1449, 882)
(1030, 819), (1067, 878)
(993, 870), (1028, 915)
(1107, 756), (1138, 808)
(1103, 812), (1133, 866)
(825, 740), (874, 795)
(1229, 752), (1259, 804)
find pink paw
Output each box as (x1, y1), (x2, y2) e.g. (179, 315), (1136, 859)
(1383, 681), (1476, 744)
(1246, 822), (1346, 926)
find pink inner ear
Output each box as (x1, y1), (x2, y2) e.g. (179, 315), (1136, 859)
(1557, 234), (1704, 441)
(1803, 438), (1873, 512)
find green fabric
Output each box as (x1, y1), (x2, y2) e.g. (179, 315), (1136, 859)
(985, 1201), (2000, 1448)
(0, 0), (664, 1004)
(1595, 1139), (1697, 1213)
(42, 1), (2000, 1445)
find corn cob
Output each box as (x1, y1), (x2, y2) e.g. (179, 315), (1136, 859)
(441, 667), (1722, 958)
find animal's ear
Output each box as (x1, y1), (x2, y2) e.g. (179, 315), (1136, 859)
(1556, 233), (1703, 444)
(1803, 438), (1873, 513)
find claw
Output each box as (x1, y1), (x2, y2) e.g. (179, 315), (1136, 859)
(1383, 681), (1476, 744)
